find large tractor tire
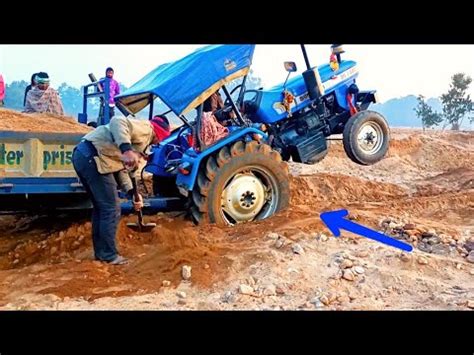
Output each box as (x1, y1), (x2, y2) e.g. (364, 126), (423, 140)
(191, 140), (290, 226)
(343, 110), (390, 165)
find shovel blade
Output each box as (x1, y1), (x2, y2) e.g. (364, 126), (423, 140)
(126, 222), (157, 233)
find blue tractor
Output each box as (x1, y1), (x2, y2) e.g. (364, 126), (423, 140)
(90, 44), (389, 226)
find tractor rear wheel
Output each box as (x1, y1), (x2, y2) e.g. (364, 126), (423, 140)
(191, 140), (290, 226)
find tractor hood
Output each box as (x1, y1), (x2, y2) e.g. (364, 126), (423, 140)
(115, 45), (256, 116)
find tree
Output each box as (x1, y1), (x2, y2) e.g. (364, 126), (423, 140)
(58, 82), (83, 117)
(414, 95), (443, 131)
(440, 73), (473, 130)
(4, 80), (28, 110)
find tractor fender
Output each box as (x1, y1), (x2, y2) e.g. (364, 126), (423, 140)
(176, 127), (267, 194)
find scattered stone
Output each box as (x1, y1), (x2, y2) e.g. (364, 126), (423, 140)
(339, 259), (353, 269)
(400, 253), (411, 262)
(464, 240), (474, 253)
(337, 295), (350, 304)
(292, 243), (304, 255)
(467, 251), (474, 264)
(275, 286), (286, 295)
(456, 263), (462, 270)
(222, 291), (235, 303)
(247, 276), (256, 286)
(50, 246), (58, 255)
(181, 265), (192, 280)
(319, 295), (330, 305)
(467, 300), (474, 309)
(288, 268), (299, 273)
(127, 234), (133, 239)
(342, 269), (355, 281)
(417, 256), (429, 265)
(403, 223), (416, 230)
(177, 299), (187, 305)
(355, 250), (369, 258)
(421, 231), (436, 239)
(274, 237), (285, 249)
(427, 236), (441, 245)
(263, 285), (276, 296)
(204, 264), (210, 269)
(239, 284), (254, 295)
(418, 242), (432, 253)
(319, 233), (328, 242)
(78, 235), (85, 242)
(431, 244), (450, 255)
(266, 232), (280, 240)
(162, 280), (171, 287)
(354, 266), (365, 274)
(12, 259), (19, 265)
(176, 291), (187, 299)
(59, 231), (65, 238)
(470, 270), (474, 275)
(72, 241), (81, 248)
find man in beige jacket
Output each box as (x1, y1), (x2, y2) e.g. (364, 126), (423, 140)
(72, 115), (171, 265)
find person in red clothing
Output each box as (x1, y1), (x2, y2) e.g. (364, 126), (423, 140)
(0, 74), (5, 107)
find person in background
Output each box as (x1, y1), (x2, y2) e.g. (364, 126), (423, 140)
(23, 73), (39, 107)
(23, 72), (65, 116)
(100, 67), (121, 121)
(0, 74), (5, 107)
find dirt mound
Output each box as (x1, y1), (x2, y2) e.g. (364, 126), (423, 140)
(0, 108), (91, 134)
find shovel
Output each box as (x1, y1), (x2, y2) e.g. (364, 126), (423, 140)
(126, 175), (157, 232)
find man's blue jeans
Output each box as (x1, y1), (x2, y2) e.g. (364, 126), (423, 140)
(72, 142), (121, 262)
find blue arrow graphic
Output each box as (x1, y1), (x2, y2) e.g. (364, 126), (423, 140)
(320, 209), (413, 252)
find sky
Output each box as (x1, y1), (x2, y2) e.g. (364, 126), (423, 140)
(1, 45), (473, 103)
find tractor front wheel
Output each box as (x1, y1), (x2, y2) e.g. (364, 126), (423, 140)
(191, 140), (290, 226)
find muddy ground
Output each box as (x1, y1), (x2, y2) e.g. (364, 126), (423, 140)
(0, 128), (472, 310)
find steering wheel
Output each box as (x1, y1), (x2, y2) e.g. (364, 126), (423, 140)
(223, 84), (243, 107)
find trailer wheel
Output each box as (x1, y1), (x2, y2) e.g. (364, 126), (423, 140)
(343, 110), (390, 165)
(191, 140), (290, 226)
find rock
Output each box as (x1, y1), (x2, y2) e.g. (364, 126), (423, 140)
(72, 241), (81, 249)
(467, 300), (474, 309)
(263, 285), (276, 296)
(403, 223), (416, 230)
(265, 232), (280, 240)
(355, 250), (369, 258)
(400, 253), (411, 262)
(239, 284), (254, 295)
(418, 242), (432, 253)
(84, 222), (92, 231)
(417, 256), (429, 265)
(456, 263), (462, 270)
(127, 234), (133, 239)
(247, 276), (256, 286)
(275, 286), (286, 295)
(342, 269), (355, 281)
(274, 237), (285, 249)
(340, 259), (353, 269)
(78, 235), (85, 242)
(470, 269), (474, 275)
(319, 295), (330, 305)
(181, 265), (192, 280)
(12, 259), (19, 265)
(292, 243), (304, 254)
(204, 264), (210, 269)
(59, 231), (65, 238)
(162, 280), (171, 287)
(427, 236), (441, 245)
(176, 291), (187, 299)
(177, 299), (187, 305)
(354, 266), (365, 274)
(319, 233), (328, 242)
(466, 251), (474, 264)
(337, 295), (350, 304)
(464, 240), (474, 252)
(431, 244), (450, 255)
(421, 231), (436, 239)
(14, 253), (20, 259)
(222, 291), (235, 303)
(50, 246), (58, 255)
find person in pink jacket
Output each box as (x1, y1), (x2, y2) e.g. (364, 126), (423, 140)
(100, 67), (121, 120)
(0, 74), (5, 107)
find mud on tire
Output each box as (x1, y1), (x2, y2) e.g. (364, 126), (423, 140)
(191, 140), (290, 226)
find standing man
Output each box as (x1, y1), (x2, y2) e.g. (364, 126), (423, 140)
(72, 115), (170, 265)
(0, 73), (5, 107)
(100, 67), (121, 121)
